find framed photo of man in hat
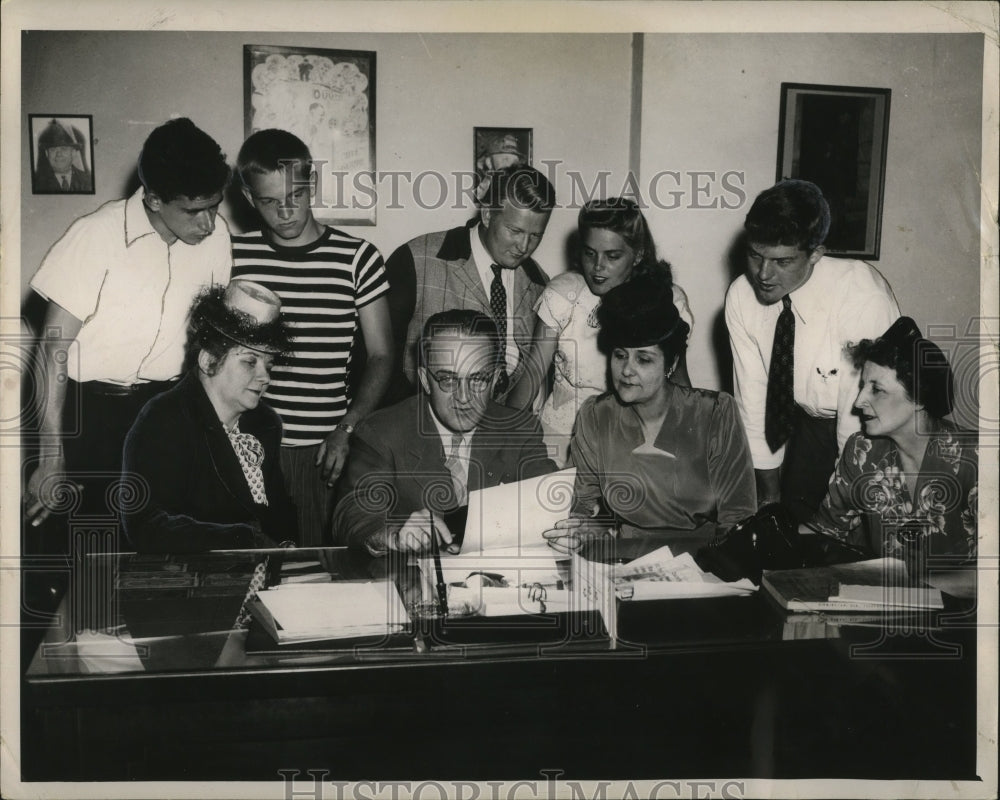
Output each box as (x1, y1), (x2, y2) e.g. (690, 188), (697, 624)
(29, 114), (95, 194)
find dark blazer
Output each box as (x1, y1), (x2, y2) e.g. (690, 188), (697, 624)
(121, 373), (297, 553)
(332, 394), (556, 552)
(34, 164), (93, 193)
(381, 218), (548, 405)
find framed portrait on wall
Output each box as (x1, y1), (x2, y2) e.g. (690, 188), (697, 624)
(244, 44), (376, 225)
(29, 114), (95, 195)
(777, 83), (891, 259)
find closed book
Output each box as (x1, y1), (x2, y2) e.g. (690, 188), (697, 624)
(762, 558), (941, 613)
(248, 580), (409, 644)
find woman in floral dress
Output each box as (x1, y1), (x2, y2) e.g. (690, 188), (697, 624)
(810, 317), (977, 563)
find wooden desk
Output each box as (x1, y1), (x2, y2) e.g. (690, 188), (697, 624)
(20, 549), (979, 782)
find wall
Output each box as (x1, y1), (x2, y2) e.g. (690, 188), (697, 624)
(20, 30), (634, 303)
(19, 31), (986, 426)
(639, 33), (984, 426)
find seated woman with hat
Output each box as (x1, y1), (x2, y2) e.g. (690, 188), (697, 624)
(809, 317), (977, 563)
(543, 271), (756, 557)
(121, 280), (297, 552)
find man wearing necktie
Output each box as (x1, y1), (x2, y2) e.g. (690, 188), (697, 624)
(332, 309), (555, 555)
(33, 118), (93, 193)
(382, 165), (555, 406)
(725, 180), (899, 522)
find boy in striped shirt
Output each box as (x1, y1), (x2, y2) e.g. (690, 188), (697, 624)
(233, 129), (393, 545)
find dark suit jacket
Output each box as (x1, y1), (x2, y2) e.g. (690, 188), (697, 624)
(122, 374), (297, 553)
(381, 218), (548, 406)
(34, 164), (93, 193)
(332, 394), (556, 552)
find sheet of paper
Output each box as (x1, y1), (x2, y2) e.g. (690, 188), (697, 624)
(462, 468), (576, 555)
(614, 550), (704, 584)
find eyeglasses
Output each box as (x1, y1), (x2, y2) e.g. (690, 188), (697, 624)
(427, 371), (495, 394)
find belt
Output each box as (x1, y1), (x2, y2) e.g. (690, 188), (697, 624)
(81, 379), (179, 398)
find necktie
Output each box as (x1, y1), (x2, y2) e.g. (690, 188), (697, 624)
(765, 295), (796, 452)
(60, 175), (69, 190)
(444, 433), (468, 508)
(489, 264), (509, 396)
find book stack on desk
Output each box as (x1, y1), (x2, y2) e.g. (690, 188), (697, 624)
(762, 557), (944, 613)
(247, 580), (409, 647)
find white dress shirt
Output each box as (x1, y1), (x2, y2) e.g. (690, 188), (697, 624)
(30, 188), (232, 384)
(725, 256), (899, 470)
(427, 405), (474, 489)
(469, 224), (519, 374)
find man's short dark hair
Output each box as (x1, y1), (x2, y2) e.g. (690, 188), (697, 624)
(237, 129), (313, 186)
(138, 118), (230, 202)
(744, 179), (831, 252)
(419, 309), (501, 370)
(481, 165), (556, 214)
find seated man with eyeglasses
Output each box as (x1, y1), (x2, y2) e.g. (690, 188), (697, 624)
(332, 309), (555, 555)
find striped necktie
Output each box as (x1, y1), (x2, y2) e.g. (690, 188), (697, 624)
(444, 433), (468, 508)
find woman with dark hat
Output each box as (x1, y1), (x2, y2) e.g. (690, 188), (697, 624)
(543, 270), (756, 557)
(506, 197), (694, 466)
(809, 317), (977, 561)
(121, 280), (297, 552)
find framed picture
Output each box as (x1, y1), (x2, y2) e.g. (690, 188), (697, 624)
(474, 126), (532, 176)
(29, 114), (95, 195)
(244, 44), (376, 225)
(777, 83), (891, 259)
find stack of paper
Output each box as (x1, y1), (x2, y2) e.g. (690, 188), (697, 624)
(248, 580), (408, 644)
(612, 546), (757, 600)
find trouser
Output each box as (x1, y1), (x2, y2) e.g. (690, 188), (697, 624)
(21, 378), (175, 649)
(61, 378), (178, 518)
(279, 444), (336, 548)
(780, 408), (839, 525)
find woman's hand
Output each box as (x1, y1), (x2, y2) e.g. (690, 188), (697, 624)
(542, 516), (615, 554)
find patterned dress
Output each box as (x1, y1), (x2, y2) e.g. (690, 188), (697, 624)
(810, 426), (978, 561)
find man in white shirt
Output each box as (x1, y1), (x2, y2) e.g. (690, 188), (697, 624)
(332, 309), (555, 555)
(725, 180), (900, 522)
(24, 118), (233, 525)
(382, 165), (555, 406)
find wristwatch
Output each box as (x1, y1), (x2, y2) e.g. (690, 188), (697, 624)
(334, 422), (355, 435)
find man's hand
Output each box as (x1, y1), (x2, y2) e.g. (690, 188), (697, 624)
(388, 509), (459, 554)
(316, 427), (351, 487)
(543, 516), (614, 555)
(23, 456), (81, 527)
